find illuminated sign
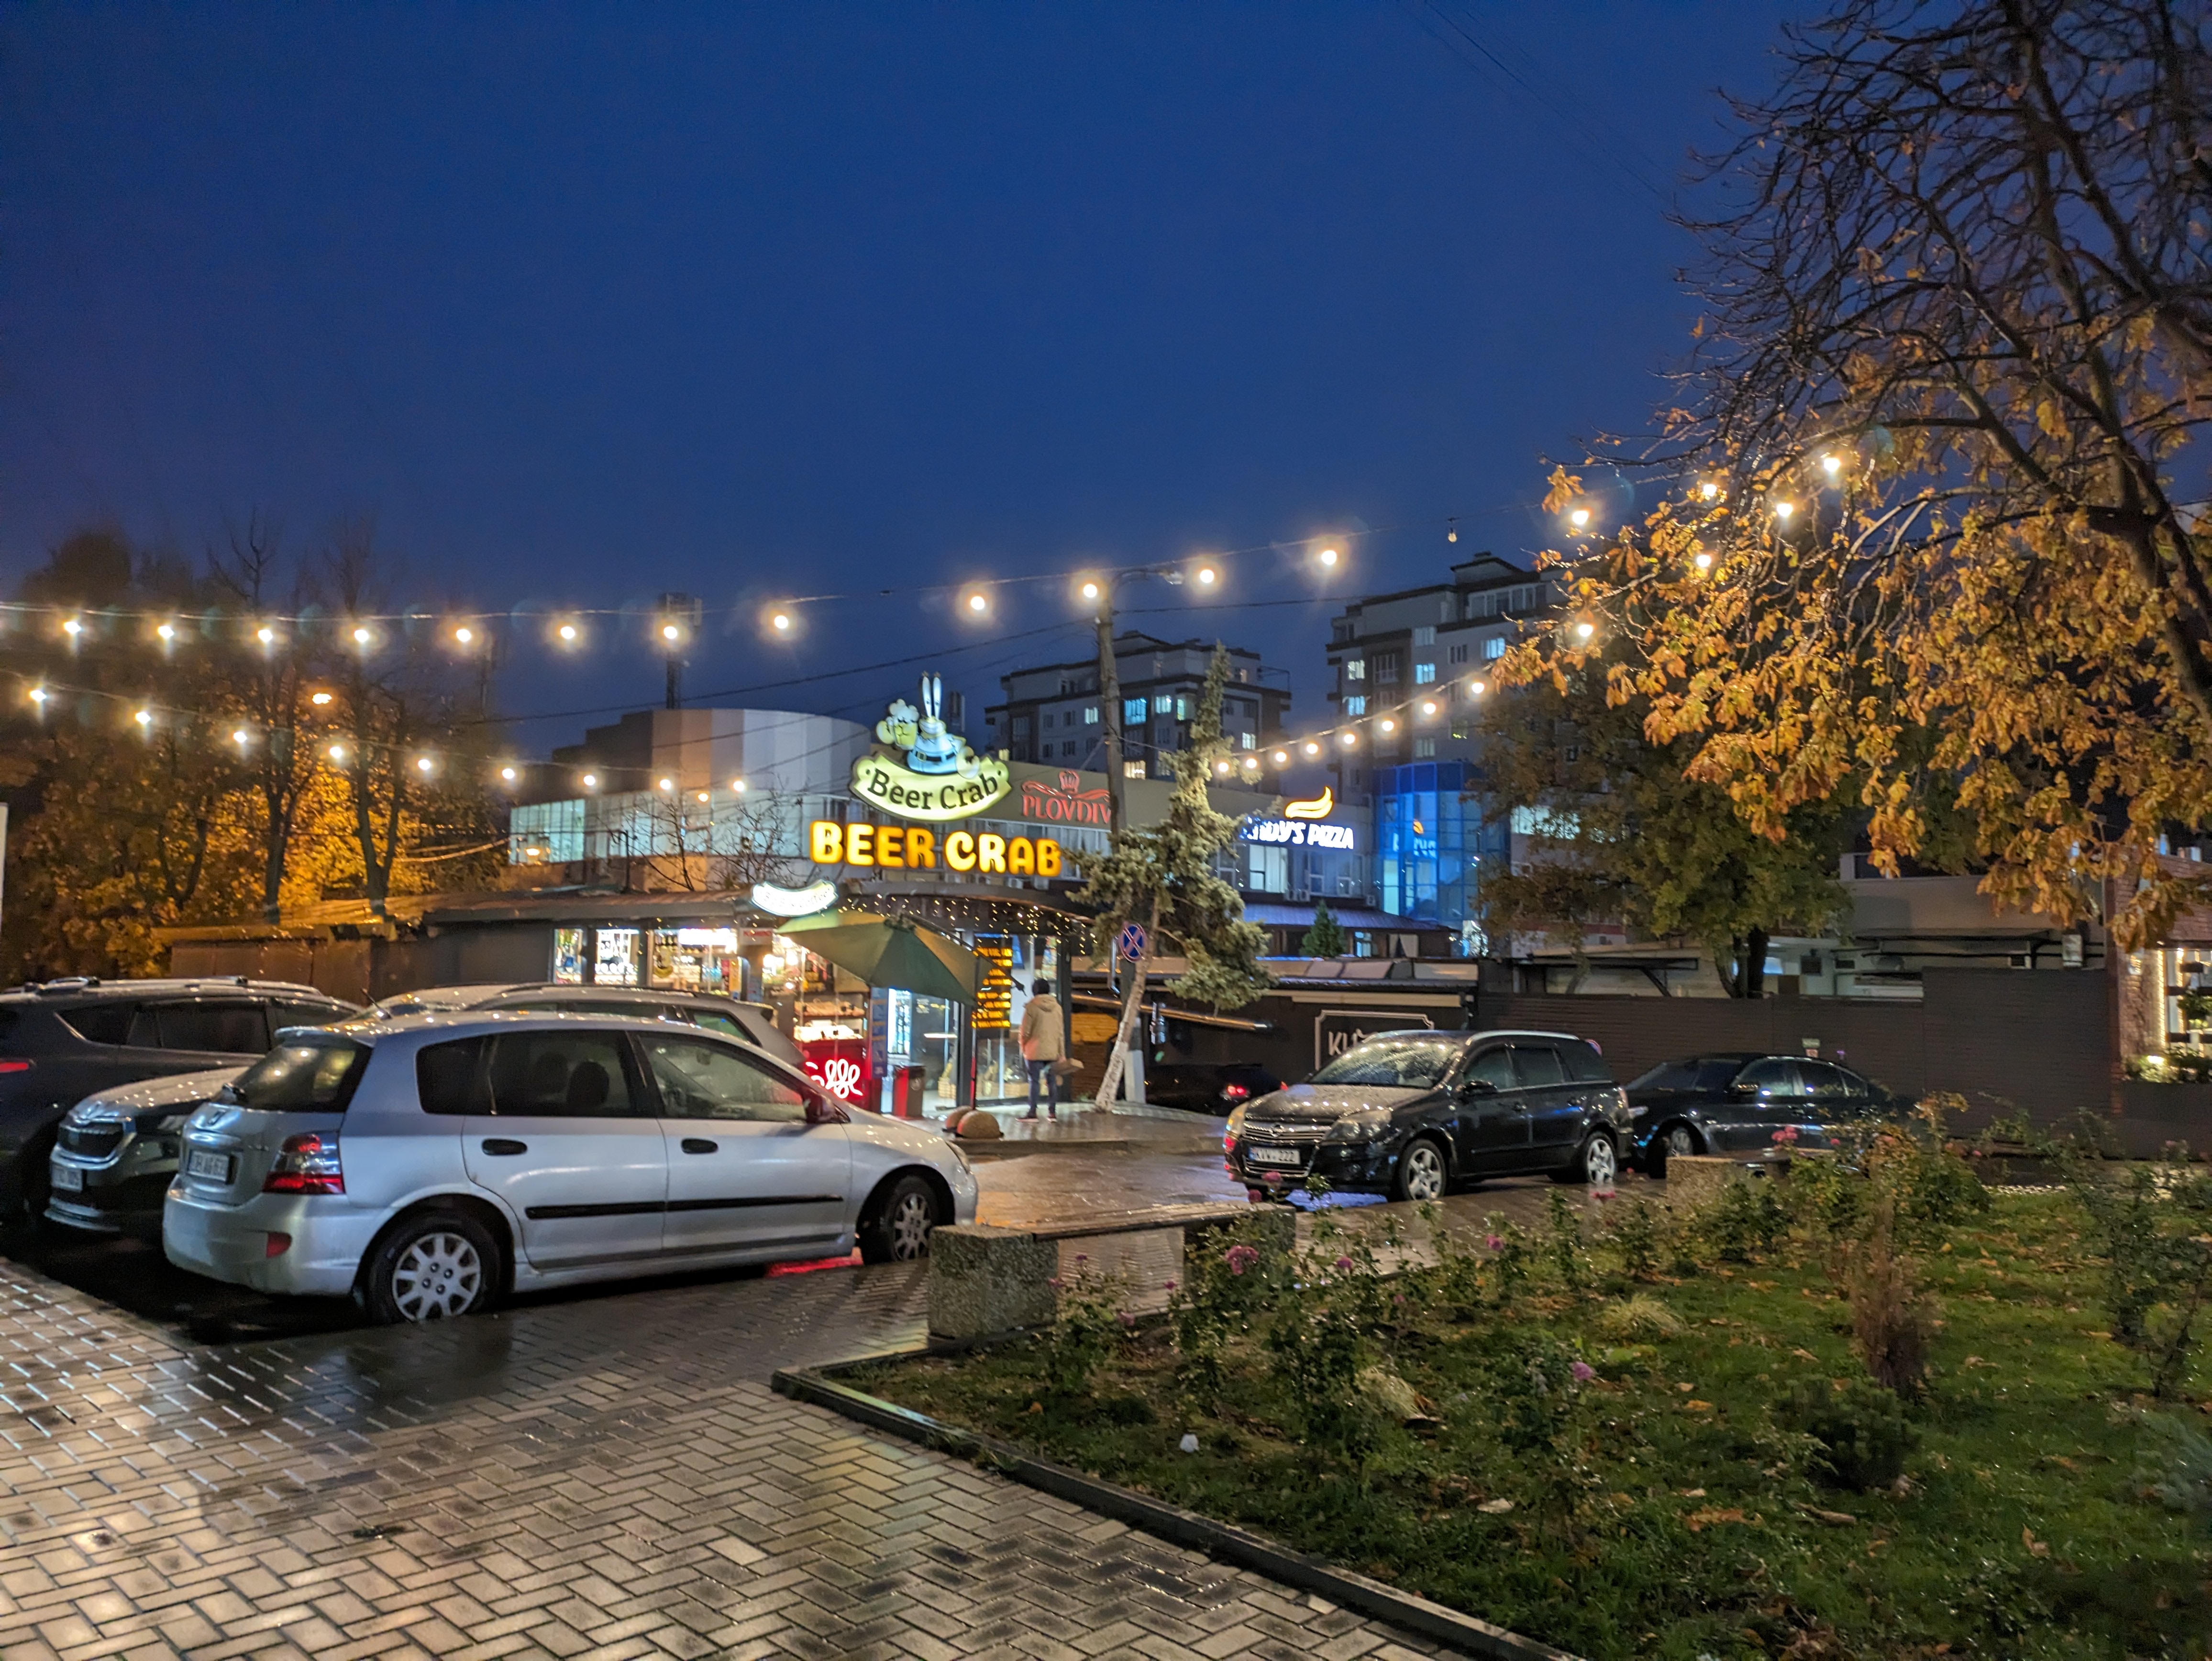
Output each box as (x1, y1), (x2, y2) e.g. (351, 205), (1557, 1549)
(809, 820), (1064, 877)
(1283, 786), (1335, 821)
(972, 939), (1014, 1030)
(750, 879), (840, 917)
(851, 674), (1012, 821)
(1241, 818), (1355, 851)
(1019, 768), (1113, 826)
(674, 927), (741, 948)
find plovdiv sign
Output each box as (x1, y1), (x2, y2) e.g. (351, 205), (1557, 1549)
(851, 674), (1011, 821)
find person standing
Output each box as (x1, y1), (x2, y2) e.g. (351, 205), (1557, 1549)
(1018, 978), (1065, 1120)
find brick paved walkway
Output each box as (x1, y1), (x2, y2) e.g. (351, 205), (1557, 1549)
(0, 1253), (1460, 1661)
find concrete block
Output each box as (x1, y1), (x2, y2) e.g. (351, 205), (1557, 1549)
(1665, 1154), (1753, 1210)
(927, 1225), (1059, 1341)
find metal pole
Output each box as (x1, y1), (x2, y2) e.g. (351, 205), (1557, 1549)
(1095, 596), (1124, 837)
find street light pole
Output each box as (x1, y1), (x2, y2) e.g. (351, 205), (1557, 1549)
(1094, 593), (1124, 836)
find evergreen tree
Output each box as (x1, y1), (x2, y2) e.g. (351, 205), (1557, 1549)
(1079, 643), (1271, 1104)
(1300, 900), (1346, 959)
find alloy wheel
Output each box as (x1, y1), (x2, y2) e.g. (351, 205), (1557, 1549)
(1401, 1141), (1446, 1201)
(887, 1191), (936, 1260)
(1583, 1135), (1617, 1187)
(1665, 1125), (1698, 1157)
(389, 1230), (484, 1321)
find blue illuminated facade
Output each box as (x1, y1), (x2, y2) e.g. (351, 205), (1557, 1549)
(1373, 761), (1509, 937)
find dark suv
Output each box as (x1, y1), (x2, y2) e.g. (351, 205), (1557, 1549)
(1224, 1028), (1629, 1201)
(2, 978), (358, 1231)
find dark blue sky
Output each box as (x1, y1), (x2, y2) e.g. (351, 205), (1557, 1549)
(0, 3), (1787, 752)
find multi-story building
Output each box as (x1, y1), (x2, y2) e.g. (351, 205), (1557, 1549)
(985, 631), (1290, 780)
(1323, 553), (1561, 938)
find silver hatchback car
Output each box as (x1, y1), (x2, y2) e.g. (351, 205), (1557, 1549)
(163, 1011), (978, 1321)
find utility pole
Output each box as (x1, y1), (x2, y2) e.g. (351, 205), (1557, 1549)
(1095, 599), (1124, 835)
(658, 592), (701, 710)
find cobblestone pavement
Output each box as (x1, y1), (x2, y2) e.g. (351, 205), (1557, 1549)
(0, 1238), (1463, 1661)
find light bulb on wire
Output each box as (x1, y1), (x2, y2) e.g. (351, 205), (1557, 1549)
(156, 622), (176, 643)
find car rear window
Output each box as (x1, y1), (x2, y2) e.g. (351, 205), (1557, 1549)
(1627, 1058), (1743, 1092)
(1560, 1040), (1612, 1082)
(142, 1003), (271, 1055)
(227, 1036), (371, 1111)
(58, 1004), (141, 1046)
(1310, 1034), (1460, 1088)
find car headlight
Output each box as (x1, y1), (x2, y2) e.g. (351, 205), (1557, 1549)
(1225, 1105), (1247, 1140)
(1325, 1108), (1391, 1143)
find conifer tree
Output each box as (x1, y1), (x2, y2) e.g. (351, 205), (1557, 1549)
(1300, 899), (1346, 959)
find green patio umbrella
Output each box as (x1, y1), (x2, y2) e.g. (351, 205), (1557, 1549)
(777, 910), (986, 1004)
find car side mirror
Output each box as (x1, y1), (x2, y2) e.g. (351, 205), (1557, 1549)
(1731, 1081), (1761, 1098)
(1458, 1077), (1499, 1097)
(805, 1095), (848, 1125)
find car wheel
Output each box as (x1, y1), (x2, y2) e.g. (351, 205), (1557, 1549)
(861, 1173), (943, 1264)
(1649, 1121), (1703, 1178)
(361, 1210), (497, 1324)
(1576, 1132), (1618, 1188)
(1392, 1137), (1448, 1203)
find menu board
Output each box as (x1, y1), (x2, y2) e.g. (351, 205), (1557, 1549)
(972, 939), (1014, 1030)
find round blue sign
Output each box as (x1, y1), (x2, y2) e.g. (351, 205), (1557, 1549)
(1117, 921), (1149, 961)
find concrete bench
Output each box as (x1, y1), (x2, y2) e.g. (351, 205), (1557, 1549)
(1665, 1151), (1814, 1209)
(928, 1202), (1295, 1343)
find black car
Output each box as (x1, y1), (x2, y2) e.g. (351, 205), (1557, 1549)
(2, 978), (359, 1231)
(1143, 1059), (1282, 1118)
(1627, 1052), (1909, 1174)
(1224, 1028), (1629, 1201)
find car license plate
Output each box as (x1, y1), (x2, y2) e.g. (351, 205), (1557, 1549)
(50, 1162), (83, 1192)
(1246, 1146), (1303, 1167)
(186, 1149), (233, 1183)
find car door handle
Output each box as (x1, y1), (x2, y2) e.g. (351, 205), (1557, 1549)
(681, 1138), (718, 1155)
(480, 1138), (528, 1156)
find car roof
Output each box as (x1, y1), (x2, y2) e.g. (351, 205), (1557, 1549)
(0, 977), (347, 1004)
(331, 1008), (778, 1045)
(372, 983), (766, 1012)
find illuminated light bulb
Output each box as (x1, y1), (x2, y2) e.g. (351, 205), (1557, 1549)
(1340, 731), (1358, 747)
(771, 612), (791, 632)
(500, 766), (518, 782)
(1773, 500), (1796, 521)
(661, 623), (680, 642)
(558, 623), (579, 643)
(1575, 621), (1595, 640)
(1303, 741), (1321, 756)
(1471, 679), (1488, 696)
(454, 626), (475, 645)
(61, 618), (82, 637)
(1694, 551), (1713, 571)
(1699, 480), (1721, 501)
(1195, 566), (1217, 586)
(257, 626), (276, 644)
(310, 690), (333, 706)
(1272, 750), (1288, 764)
(1241, 755), (1259, 769)
(133, 709), (152, 727)
(658, 776), (675, 792)
(1380, 718), (1395, 732)
(1820, 453), (1843, 476)
(416, 756), (435, 774)
(232, 729), (249, 746)
(1319, 546), (1339, 567)
(157, 622), (176, 642)
(581, 773), (599, 789)
(1420, 700), (1437, 717)
(966, 592), (988, 613)
(353, 626), (372, 645)
(1569, 508), (1592, 530)
(730, 778), (746, 792)
(697, 790), (710, 802)
(328, 744), (347, 763)
(1446, 521), (1458, 544)
(27, 687), (46, 706)
(1215, 761), (1229, 775)
(1081, 581), (1100, 601)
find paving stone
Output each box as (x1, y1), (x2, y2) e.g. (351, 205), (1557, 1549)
(0, 1254), (1467, 1659)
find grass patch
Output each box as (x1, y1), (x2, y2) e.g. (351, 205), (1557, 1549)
(853, 1192), (2212, 1660)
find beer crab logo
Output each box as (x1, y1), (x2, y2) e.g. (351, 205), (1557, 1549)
(851, 674), (1012, 821)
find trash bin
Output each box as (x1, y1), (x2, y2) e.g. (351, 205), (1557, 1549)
(890, 1064), (928, 1118)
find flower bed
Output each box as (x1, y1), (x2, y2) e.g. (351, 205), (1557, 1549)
(852, 1145), (2212, 1660)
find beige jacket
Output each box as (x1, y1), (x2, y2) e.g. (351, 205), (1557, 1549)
(1018, 993), (1065, 1062)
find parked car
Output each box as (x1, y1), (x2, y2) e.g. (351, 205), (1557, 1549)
(365, 983), (802, 1071)
(0, 978), (359, 1230)
(1143, 1059), (1282, 1117)
(163, 1011), (978, 1321)
(1223, 1028), (1628, 1201)
(1627, 1053), (1909, 1174)
(48, 1067), (250, 1238)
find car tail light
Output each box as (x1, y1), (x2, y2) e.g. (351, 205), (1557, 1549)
(263, 1132), (344, 1195)
(0, 1059), (32, 1074)
(265, 1232), (292, 1258)
(1221, 1082), (1250, 1102)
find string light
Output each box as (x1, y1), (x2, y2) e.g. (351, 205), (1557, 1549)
(1470, 679), (1487, 696)
(62, 618), (82, 639)
(328, 743), (347, 763)
(352, 626), (373, 646)
(416, 756), (435, 774)
(730, 778), (747, 792)
(658, 776), (675, 792)
(557, 622), (580, 644)
(1773, 500), (1796, 522)
(660, 623), (680, 642)
(500, 765), (518, 783)
(1379, 718), (1395, 733)
(1569, 508), (1591, 531)
(453, 626), (475, 646)
(1419, 700), (1437, 717)
(1445, 520), (1457, 544)
(1080, 581), (1101, 601)
(1317, 547), (1339, 568)
(232, 729), (250, 747)
(962, 591), (989, 616)
(697, 790), (711, 802)
(27, 687), (46, 707)
(1194, 565), (1217, 587)
(1699, 480), (1721, 501)
(1820, 453), (1843, 477)
(1304, 741), (1321, 756)
(1271, 749), (1288, 764)
(1693, 551), (1713, 571)
(133, 709), (152, 728)
(156, 623), (176, 642)
(581, 772), (599, 789)
(771, 612), (792, 632)
(310, 690), (334, 706)
(257, 626), (276, 645)
(1339, 731), (1357, 746)
(1575, 621), (1595, 640)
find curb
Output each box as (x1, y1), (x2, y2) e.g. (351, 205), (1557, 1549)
(772, 1360), (1579, 1661)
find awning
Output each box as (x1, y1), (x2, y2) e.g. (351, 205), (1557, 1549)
(777, 911), (987, 1004)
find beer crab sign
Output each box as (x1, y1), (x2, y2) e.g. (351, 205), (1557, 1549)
(851, 674), (1011, 821)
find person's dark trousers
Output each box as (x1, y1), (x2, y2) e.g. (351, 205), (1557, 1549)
(1024, 1057), (1060, 1119)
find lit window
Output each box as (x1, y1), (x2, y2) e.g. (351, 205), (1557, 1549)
(1240, 732), (1254, 749)
(1344, 696), (1367, 715)
(1125, 760), (1146, 779)
(1125, 698), (1148, 725)
(1482, 637), (1505, 661)
(1155, 695), (1174, 716)
(1084, 706), (1098, 724)
(1414, 663), (1437, 684)
(1413, 625), (1436, 646)
(1344, 660), (1365, 681)
(1174, 697), (1191, 720)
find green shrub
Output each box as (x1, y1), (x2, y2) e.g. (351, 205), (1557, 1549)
(2140, 1413), (2212, 1522)
(1602, 1195), (1662, 1280)
(1544, 1188), (1590, 1291)
(1037, 1265), (1126, 1398)
(1170, 1218), (1285, 1404)
(2046, 1135), (2212, 1397)
(1778, 1376), (1913, 1491)
(1484, 1213), (1532, 1304)
(1265, 1297), (1379, 1464)
(1704, 1176), (1789, 1262)
(1595, 1293), (1683, 1343)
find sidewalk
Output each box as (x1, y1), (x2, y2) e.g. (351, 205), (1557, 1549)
(956, 1099), (1227, 1158)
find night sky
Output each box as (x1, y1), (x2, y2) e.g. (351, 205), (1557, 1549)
(0, 3), (1787, 755)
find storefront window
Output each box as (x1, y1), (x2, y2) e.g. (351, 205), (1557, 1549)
(650, 927), (746, 997)
(593, 927), (640, 986)
(553, 928), (586, 984)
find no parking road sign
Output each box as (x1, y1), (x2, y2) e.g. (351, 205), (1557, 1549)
(1117, 921), (1149, 961)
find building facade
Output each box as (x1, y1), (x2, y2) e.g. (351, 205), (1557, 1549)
(985, 631), (1291, 780)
